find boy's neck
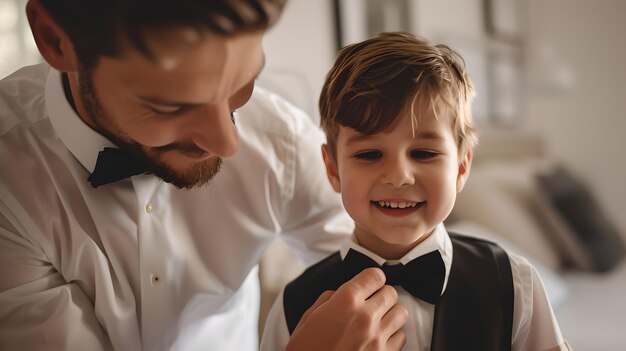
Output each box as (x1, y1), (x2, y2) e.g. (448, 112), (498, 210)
(353, 228), (436, 261)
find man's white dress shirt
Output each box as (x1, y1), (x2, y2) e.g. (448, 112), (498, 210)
(261, 224), (570, 351)
(0, 63), (352, 350)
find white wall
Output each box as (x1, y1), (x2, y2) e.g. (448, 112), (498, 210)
(525, 0), (626, 235)
(261, 0), (337, 121)
(0, 0), (41, 79)
(412, 0), (485, 40)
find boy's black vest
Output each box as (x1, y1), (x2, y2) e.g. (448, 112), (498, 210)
(283, 233), (514, 351)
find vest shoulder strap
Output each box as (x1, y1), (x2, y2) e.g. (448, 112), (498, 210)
(283, 252), (347, 334)
(431, 233), (514, 351)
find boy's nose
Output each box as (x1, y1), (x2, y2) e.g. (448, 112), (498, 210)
(381, 158), (415, 187)
(189, 104), (240, 158)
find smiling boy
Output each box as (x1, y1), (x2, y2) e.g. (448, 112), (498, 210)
(261, 32), (570, 351)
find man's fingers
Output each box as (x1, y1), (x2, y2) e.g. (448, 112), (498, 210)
(294, 290), (334, 333)
(335, 267), (386, 301)
(365, 284), (399, 318)
(380, 304), (408, 351)
(386, 330), (408, 351)
(380, 303), (408, 338)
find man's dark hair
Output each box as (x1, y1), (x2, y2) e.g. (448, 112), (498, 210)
(40, 0), (287, 68)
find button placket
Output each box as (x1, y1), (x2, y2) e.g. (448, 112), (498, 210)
(134, 178), (172, 343)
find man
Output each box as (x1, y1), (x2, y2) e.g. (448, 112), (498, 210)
(0, 1), (407, 350)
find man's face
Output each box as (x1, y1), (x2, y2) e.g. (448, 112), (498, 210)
(323, 101), (471, 259)
(74, 30), (265, 189)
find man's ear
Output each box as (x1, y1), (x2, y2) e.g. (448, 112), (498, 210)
(26, 0), (79, 72)
(321, 144), (341, 193)
(456, 148), (473, 193)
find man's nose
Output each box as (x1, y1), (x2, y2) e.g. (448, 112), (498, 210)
(188, 104), (240, 158)
(381, 157), (415, 187)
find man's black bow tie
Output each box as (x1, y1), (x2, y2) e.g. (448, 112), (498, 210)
(341, 248), (445, 304)
(88, 147), (147, 188)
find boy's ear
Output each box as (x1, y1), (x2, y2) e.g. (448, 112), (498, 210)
(26, 0), (79, 73)
(456, 148), (473, 193)
(321, 144), (341, 193)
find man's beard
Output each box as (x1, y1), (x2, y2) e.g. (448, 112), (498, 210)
(78, 68), (223, 189)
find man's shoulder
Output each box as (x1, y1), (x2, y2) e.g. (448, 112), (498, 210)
(0, 63), (50, 135)
(232, 85), (326, 179)
(237, 85), (320, 140)
(0, 64), (69, 220)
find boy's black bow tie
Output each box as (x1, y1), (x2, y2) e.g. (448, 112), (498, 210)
(88, 147), (148, 188)
(342, 248), (445, 304)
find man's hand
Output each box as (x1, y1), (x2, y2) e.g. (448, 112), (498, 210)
(285, 267), (408, 351)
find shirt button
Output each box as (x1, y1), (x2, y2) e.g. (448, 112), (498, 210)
(151, 274), (161, 286)
(146, 202), (153, 213)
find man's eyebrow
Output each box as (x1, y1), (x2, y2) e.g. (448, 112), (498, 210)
(138, 55), (266, 108)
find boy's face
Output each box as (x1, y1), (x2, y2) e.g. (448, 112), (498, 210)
(72, 31), (265, 188)
(322, 101), (472, 259)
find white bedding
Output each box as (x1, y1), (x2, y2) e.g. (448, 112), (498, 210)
(555, 260), (626, 351)
(446, 221), (626, 350)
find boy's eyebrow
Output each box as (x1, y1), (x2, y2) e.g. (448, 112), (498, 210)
(414, 131), (444, 140)
(137, 56), (266, 108)
(346, 130), (443, 145)
(345, 133), (374, 145)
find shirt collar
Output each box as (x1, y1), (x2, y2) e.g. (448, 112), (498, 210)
(45, 67), (114, 173)
(339, 223), (453, 294)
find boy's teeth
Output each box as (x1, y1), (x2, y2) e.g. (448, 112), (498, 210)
(377, 201), (418, 208)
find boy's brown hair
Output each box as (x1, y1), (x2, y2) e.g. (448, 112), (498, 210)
(319, 32), (478, 159)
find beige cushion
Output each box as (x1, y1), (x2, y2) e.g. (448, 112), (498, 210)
(449, 161), (561, 270)
(533, 188), (593, 270)
(535, 166), (625, 272)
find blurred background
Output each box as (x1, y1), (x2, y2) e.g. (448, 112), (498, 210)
(2, 0), (625, 350)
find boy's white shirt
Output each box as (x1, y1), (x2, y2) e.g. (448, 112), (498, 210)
(260, 223), (570, 351)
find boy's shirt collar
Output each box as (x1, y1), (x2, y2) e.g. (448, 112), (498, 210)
(340, 223), (453, 295)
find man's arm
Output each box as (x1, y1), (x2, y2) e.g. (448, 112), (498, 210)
(0, 215), (111, 350)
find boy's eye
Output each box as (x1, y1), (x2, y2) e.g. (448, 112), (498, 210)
(354, 151), (382, 160)
(411, 150), (438, 160)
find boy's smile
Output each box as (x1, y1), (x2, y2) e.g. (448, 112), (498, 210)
(372, 199), (425, 217)
(322, 99), (472, 260)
